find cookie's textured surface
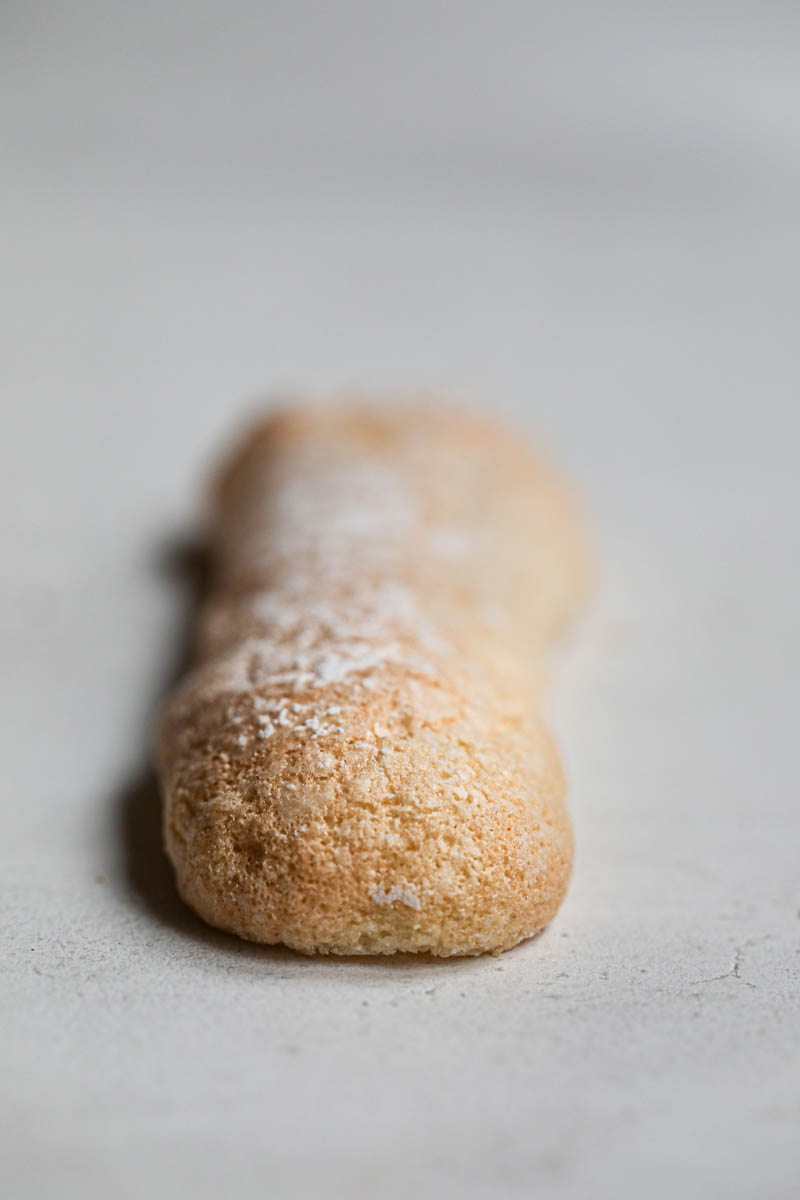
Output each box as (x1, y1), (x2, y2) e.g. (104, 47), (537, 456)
(157, 404), (589, 955)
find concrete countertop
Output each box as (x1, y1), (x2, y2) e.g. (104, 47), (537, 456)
(2, 4), (798, 1196)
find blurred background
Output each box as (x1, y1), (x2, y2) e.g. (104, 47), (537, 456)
(2, 3), (799, 1198)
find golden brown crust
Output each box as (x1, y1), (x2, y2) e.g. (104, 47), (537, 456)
(157, 402), (589, 955)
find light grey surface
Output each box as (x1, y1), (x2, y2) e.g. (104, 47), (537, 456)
(2, 3), (799, 1197)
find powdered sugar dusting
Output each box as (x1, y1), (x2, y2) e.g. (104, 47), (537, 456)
(371, 884), (421, 910)
(183, 447), (456, 739)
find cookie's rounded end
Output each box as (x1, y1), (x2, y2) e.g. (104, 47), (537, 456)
(161, 670), (573, 957)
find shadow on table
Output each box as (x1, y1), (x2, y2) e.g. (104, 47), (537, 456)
(115, 536), (234, 945)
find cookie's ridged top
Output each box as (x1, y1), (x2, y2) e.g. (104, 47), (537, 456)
(157, 403), (589, 955)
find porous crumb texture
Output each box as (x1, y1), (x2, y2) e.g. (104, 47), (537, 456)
(157, 403), (590, 955)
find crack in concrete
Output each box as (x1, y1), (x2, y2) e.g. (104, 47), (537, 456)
(691, 938), (761, 989)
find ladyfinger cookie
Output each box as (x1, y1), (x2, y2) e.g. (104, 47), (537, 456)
(157, 403), (589, 956)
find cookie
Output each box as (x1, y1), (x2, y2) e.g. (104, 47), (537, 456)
(157, 403), (589, 955)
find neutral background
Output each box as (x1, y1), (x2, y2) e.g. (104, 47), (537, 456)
(2, 3), (799, 1197)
